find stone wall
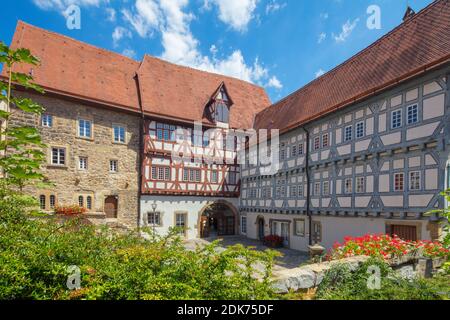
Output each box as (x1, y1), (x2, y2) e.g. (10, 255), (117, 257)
(8, 91), (141, 227)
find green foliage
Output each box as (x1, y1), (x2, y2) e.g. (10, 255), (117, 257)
(0, 211), (278, 300)
(0, 41), (46, 189)
(427, 189), (450, 248)
(315, 258), (449, 300)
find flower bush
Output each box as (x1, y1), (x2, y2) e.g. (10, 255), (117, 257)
(54, 205), (87, 216)
(263, 235), (284, 248)
(328, 234), (449, 261)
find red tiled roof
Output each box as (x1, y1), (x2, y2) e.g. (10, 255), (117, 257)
(2, 21), (271, 128)
(254, 0), (450, 132)
(137, 55), (271, 128)
(4, 21), (141, 113)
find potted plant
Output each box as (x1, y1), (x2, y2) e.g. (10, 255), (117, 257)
(263, 235), (283, 248)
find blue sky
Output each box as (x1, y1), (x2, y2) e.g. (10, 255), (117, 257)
(0, 0), (433, 103)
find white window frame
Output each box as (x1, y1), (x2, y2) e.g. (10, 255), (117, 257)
(51, 147), (66, 166)
(110, 160), (118, 173)
(344, 178), (353, 194)
(356, 121), (365, 139)
(407, 104), (419, 125)
(41, 114), (53, 127)
(240, 216), (247, 234)
(148, 211), (162, 226)
(344, 125), (352, 142)
(391, 109), (402, 129)
(113, 125), (126, 143)
(78, 156), (88, 170)
(409, 171), (421, 191)
(356, 176), (365, 193)
(314, 182), (321, 196)
(322, 133), (329, 148)
(323, 181), (330, 195)
(78, 119), (92, 138)
(313, 136), (320, 150)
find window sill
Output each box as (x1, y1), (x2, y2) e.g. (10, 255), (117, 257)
(47, 164), (68, 169)
(112, 141), (127, 146)
(77, 136), (94, 142)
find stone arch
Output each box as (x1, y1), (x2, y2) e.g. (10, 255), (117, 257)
(197, 200), (239, 238)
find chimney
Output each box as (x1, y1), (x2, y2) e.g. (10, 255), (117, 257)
(403, 6), (416, 22)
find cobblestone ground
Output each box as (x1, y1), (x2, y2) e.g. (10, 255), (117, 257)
(185, 236), (310, 272)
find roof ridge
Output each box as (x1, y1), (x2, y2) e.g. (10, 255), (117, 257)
(16, 20), (140, 64)
(262, 0), (446, 114)
(142, 54), (270, 93)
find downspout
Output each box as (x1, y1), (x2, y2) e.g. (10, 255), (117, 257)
(134, 73), (145, 232)
(303, 127), (312, 246)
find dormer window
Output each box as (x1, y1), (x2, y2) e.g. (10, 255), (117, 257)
(207, 84), (233, 125)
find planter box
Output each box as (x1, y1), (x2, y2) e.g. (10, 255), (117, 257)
(263, 241), (283, 248)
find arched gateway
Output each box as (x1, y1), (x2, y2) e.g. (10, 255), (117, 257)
(198, 201), (238, 238)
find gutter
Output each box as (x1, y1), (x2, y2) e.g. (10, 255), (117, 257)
(303, 127), (312, 246)
(134, 73), (145, 231)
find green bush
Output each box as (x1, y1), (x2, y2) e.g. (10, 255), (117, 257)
(0, 196), (278, 300)
(315, 258), (449, 300)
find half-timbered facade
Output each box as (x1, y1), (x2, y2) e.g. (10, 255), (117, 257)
(240, 1), (450, 250)
(2, 0), (450, 250)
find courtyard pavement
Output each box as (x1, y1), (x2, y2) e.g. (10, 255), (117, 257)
(185, 236), (310, 271)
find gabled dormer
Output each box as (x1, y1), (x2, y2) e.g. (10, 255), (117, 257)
(206, 83), (233, 125)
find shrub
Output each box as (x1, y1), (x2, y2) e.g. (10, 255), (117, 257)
(263, 235), (283, 248)
(316, 258), (449, 300)
(328, 234), (449, 261)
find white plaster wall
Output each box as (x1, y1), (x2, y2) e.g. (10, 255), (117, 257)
(140, 195), (239, 240)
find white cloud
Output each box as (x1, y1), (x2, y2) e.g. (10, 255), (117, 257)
(266, 76), (282, 89)
(265, 0), (286, 15)
(315, 69), (325, 78)
(112, 26), (132, 47)
(333, 18), (359, 43)
(122, 48), (137, 59)
(320, 12), (329, 20)
(122, 0), (162, 38)
(122, 0), (280, 87)
(106, 7), (116, 22)
(205, 0), (259, 32)
(318, 32), (326, 44)
(32, 0), (107, 11)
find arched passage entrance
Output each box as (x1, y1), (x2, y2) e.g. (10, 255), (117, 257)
(198, 202), (237, 238)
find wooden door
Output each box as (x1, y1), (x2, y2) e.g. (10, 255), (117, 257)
(390, 225), (417, 241)
(104, 196), (118, 218)
(258, 219), (265, 240)
(225, 216), (235, 235)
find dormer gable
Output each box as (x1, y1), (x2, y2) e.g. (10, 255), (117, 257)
(205, 82), (234, 125)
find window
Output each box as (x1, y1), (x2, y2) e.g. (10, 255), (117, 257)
(394, 173), (404, 191)
(78, 196), (84, 208)
(314, 182), (321, 196)
(113, 125), (126, 143)
(148, 212), (161, 226)
(215, 103), (229, 123)
(356, 121), (365, 139)
(409, 171), (421, 191)
(110, 160), (118, 173)
(298, 184), (304, 197)
(294, 219), (305, 237)
(156, 123), (176, 142)
(195, 170), (201, 182)
(241, 216), (247, 234)
(175, 213), (187, 236)
(183, 168), (200, 182)
(356, 177), (365, 193)
(41, 114), (53, 127)
(156, 167), (171, 181)
(314, 137), (320, 150)
(39, 195), (46, 210)
(86, 196), (92, 210)
(298, 144), (304, 155)
(183, 168), (189, 182)
(391, 110), (402, 129)
(51, 147), (65, 165)
(78, 119), (92, 138)
(228, 172), (237, 185)
(49, 195), (56, 209)
(280, 144), (286, 160)
(211, 171), (218, 183)
(291, 145), (297, 157)
(407, 104), (418, 125)
(290, 185), (297, 197)
(312, 221), (322, 243)
(345, 178), (353, 194)
(79, 157), (88, 170)
(323, 181), (330, 195)
(344, 126), (352, 142)
(322, 134), (329, 148)
(151, 167), (157, 180)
